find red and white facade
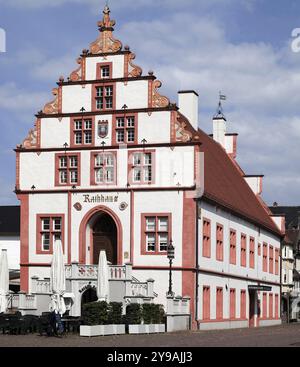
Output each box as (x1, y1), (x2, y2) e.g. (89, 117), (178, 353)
(15, 6), (283, 330)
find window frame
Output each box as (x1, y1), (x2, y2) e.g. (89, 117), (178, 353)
(141, 213), (172, 255)
(70, 116), (95, 148)
(112, 114), (138, 145)
(202, 218), (211, 258)
(90, 151), (117, 186)
(36, 214), (65, 255)
(263, 242), (268, 272)
(202, 286), (211, 321)
(96, 62), (113, 80)
(240, 233), (247, 267)
(249, 236), (255, 269)
(216, 223), (224, 262)
(229, 229), (237, 265)
(128, 150), (156, 185)
(55, 153), (81, 187)
(92, 82), (115, 112)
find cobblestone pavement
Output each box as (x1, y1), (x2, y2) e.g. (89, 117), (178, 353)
(1, 323), (300, 347)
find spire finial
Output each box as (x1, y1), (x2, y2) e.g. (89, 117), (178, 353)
(99, 2), (115, 30)
(214, 92), (227, 120)
(90, 2), (122, 54)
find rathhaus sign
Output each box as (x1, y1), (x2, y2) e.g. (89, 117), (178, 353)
(83, 194), (119, 203)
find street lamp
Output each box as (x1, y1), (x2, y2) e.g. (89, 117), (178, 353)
(167, 240), (175, 297)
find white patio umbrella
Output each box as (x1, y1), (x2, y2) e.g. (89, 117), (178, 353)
(0, 249), (9, 314)
(50, 239), (66, 316)
(97, 250), (109, 302)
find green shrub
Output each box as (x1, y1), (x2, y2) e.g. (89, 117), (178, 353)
(108, 302), (123, 325)
(142, 304), (165, 324)
(125, 303), (142, 325)
(82, 301), (109, 326)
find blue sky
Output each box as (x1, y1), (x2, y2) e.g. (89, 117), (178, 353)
(0, 0), (300, 206)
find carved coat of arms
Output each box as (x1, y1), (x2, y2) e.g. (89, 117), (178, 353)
(98, 120), (109, 138)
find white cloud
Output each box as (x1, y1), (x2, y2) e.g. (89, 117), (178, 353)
(0, 1), (298, 205)
(0, 82), (48, 113)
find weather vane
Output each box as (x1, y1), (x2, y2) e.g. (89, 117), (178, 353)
(214, 91), (227, 119)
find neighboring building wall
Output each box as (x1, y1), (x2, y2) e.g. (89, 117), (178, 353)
(0, 236), (20, 270)
(281, 244), (294, 294)
(197, 201), (281, 329)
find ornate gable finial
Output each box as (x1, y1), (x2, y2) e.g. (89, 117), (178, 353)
(90, 5), (122, 54)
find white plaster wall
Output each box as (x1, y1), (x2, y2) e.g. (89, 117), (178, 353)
(29, 267), (51, 293)
(225, 135), (234, 155)
(20, 146), (195, 191)
(116, 81), (148, 110)
(198, 201), (281, 285)
(85, 55), (125, 80)
(198, 273), (281, 321)
(244, 177), (261, 195)
(133, 269), (182, 309)
(0, 237), (20, 270)
(28, 194), (68, 264)
(138, 112), (171, 144)
(62, 84), (92, 114)
(41, 118), (70, 149)
(20, 152), (55, 190)
(133, 191), (183, 268)
(128, 146), (195, 189)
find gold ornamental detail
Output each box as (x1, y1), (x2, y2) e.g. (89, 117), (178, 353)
(43, 88), (59, 114)
(90, 6), (122, 54)
(175, 113), (193, 142)
(22, 120), (39, 149)
(152, 80), (170, 108)
(127, 53), (142, 77)
(70, 57), (85, 82)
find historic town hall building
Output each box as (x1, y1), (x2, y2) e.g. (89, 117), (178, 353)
(15, 5), (284, 330)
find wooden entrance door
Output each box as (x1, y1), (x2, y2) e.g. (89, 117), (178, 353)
(93, 213), (117, 265)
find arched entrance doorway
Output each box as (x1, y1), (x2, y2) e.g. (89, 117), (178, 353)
(79, 206), (123, 265)
(92, 212), (117, 265)
(81, 287), (98, 311)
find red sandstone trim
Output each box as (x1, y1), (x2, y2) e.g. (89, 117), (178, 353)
(54, 152), (81, 187)
(130, 190), (135, 264)
(91, 82), (116, 113)
(112, 113), (138, 146)
(70, 116), (96, 149)
(182, 193), (196, 328)
(140, 213), (172, 256)
(17, 194), (29, 292)
(36, 214), (65, 255)
(96, 62), (113, 80)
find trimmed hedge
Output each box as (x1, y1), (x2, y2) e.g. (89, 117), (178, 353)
(125, 304), (142, 325)
(142, 304), (165, 324)
(108, 302), (123, 325)
(82, 301), (109, 326)
(82, 301), (165, 326)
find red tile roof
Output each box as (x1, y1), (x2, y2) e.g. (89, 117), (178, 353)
(196, 127), (282, 236)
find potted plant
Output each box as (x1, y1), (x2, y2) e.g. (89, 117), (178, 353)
(80, 301), (125, 337)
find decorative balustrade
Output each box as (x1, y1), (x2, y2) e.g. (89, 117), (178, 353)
(64, 263), (130, 280)
(167, 295), (191, 315)
(7, 292), (37, 311)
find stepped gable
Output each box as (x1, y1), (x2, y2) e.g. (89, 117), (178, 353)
(196, 128), (281, 236)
